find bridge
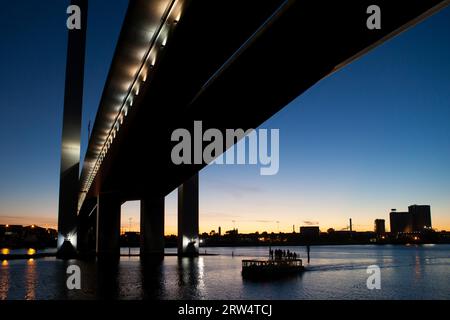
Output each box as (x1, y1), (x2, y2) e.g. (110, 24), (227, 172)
(57, 0), (450, 258)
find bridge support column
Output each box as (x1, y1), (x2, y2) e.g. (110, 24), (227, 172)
(140, 196), (165, 257)
(96, 193), (121, 257)
(77, 199), (96, 256)
(77, 213), (89, 254)
(178, 173), (199, 257)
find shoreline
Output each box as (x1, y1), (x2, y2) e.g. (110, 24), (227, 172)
(1, 242), (446, 261)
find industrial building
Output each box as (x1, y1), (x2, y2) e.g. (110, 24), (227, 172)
(374, 219), (386, 235)
(389, 205), (432, 234)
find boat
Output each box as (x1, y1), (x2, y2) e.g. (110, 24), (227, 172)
(241, 258), (305, 278)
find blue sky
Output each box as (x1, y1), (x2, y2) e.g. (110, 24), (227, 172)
(1, 1), (449, 233)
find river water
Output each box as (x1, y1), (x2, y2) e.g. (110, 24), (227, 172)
(1, 245), (449, 300)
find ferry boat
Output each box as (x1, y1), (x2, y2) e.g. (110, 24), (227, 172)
(242, 258), (305, 278)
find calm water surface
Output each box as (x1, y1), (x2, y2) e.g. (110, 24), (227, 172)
(1, 245), (450, 300)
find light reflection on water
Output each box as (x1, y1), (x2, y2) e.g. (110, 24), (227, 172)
(1, 245), (450, 300)
(0, 260), (8, 299)
(25, 259), (36, 300)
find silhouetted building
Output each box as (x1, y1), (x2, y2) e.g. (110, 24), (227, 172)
(409, 205), (432, 231)
(300, 226), (320, 238)
(389, 205), (433, 235)
(374, 219), (386, 235)
(226, 229), (238, 236)
(218, 226), (221, 236)
(390, 210), (413, 234)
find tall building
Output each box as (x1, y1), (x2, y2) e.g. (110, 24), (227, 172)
(374, 219), (386, 235)
(390, 210), (413, 234)
(409, 205), (432, 231)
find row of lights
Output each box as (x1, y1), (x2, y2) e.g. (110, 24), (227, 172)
(3, 224), (33, 228)
(0, 248), (36, 256)
(2, 259), (34, 265)
(78, 0), (184, 212)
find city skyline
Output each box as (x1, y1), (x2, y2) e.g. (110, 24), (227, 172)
(0, 202), (439, 235)
(1, 2), (450, 234)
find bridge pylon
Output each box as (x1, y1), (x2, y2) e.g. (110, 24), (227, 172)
(57, 0), (88, 259)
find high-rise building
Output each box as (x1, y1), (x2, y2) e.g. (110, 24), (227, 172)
(218, 226), (221, 236)
(374, 219), (386, 235)
(409, 205), (432, 231)
(390, 210), (413, 234)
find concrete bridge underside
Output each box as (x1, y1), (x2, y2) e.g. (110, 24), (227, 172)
(60, 0), (450, 258)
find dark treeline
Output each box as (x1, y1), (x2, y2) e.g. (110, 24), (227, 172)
(0, 225), (57, 248)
